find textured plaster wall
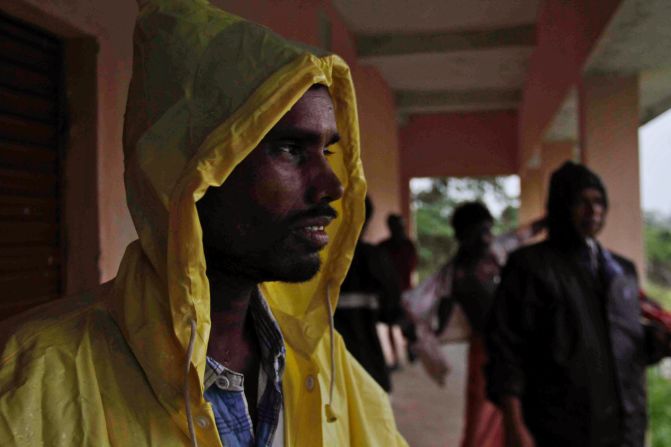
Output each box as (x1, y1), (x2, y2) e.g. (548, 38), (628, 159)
(3, 0), (401, 280)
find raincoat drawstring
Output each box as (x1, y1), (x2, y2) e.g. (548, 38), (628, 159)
(185, 318), (199, 447)
(324, 285), (338, 422)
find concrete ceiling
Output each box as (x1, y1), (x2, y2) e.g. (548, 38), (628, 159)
(640, 68), (671, 124)
(586, 0), (671, 74)
(545, 89), (578, 143)
(332, 0), (539, 34)
(545, 0), (671, 143)
(587, 0), (671, 126)
(333, 0), (671, 128)
(332, 0), (540, 116)
(363, 48), (533, 91)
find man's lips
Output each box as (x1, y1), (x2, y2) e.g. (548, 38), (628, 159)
(290, 216), (334, 249)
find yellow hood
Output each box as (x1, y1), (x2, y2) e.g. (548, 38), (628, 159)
(112, 0), (365, 439)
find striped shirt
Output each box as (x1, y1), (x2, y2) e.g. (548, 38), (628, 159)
(204, 289), (285, 447)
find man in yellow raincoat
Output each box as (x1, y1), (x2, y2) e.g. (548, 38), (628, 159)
(0, 1), (407, 445)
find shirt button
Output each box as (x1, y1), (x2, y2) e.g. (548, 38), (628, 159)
(196, 415), (210, 429)
(216, 376), (230, 389)
(305, 375), (315, 391)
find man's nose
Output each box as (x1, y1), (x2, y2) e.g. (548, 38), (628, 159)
(306, 155), (344, 204)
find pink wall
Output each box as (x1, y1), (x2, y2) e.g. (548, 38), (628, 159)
(400, 111), (518, 178)
(217, 1), (321, 48)
(518, 0), (622, 169)
(399, 110), (518, 228)
(3, 0), (401, 280)
(352, 66), (401, 242)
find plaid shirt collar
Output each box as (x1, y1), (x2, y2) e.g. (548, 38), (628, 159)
(204, 288), (285, 391)
(203, 288), (286, 447)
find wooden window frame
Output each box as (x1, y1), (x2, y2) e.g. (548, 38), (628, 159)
(1, 3), (101, 302)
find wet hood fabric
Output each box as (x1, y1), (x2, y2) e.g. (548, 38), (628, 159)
(0, 1), (407, 445)
(118, 0), (367, 437)
(546, 161), (608, 245)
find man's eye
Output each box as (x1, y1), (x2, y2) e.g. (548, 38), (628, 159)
(323, 148), (335, 157)
(275, 143), (303, 158)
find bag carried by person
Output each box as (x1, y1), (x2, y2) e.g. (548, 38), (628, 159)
(402, 262), (470, 386)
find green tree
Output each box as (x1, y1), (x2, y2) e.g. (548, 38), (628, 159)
(645, 211), (671, 290)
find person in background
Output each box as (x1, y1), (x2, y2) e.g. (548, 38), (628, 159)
(379, 214), (419, 368)
(486, 161), (671, 447)
(436, 202), (544, 447)
(335, 197), (402, 392)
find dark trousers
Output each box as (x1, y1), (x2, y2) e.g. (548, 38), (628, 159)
(334, 307), (391, 392)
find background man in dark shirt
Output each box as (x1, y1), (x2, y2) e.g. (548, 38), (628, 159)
(486, 161), (671, 447)
(335, 197), (402, 392)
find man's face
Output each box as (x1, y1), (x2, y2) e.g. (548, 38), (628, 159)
(570, 187), (607, 239)
(461, 219), (493, 255)
(197, 86), (344, 282)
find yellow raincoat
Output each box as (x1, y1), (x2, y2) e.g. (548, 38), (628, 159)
(0, 1), (407, 446)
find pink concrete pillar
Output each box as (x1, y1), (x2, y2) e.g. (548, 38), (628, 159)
(541, 141), (576, 188)
(541, 141), (576, 200)
(578, 74), (644, 274)
(400, 175), (412, 237)
(519, 168), (545, 225)
(519, 141), (575, 224)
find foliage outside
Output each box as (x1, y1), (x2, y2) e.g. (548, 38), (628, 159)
(645, 212), (671, 292)
(649, 364), (671, 447)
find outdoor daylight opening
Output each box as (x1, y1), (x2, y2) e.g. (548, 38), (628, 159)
(410, 175), (521, 282)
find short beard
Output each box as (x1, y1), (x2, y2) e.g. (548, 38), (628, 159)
(264, 255), (322, 283)
(204, 248), (322, 284)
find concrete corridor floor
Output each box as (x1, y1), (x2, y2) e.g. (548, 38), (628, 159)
(388, 342), (469, 447)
